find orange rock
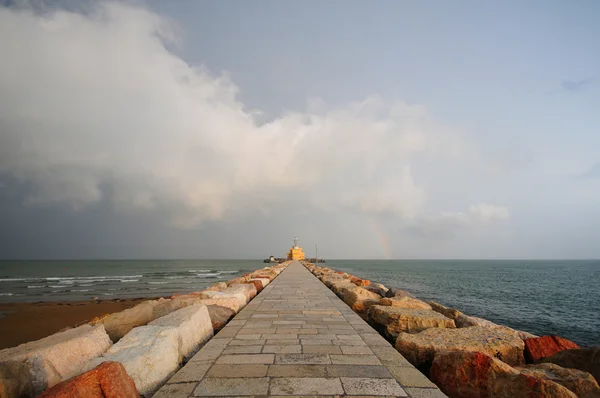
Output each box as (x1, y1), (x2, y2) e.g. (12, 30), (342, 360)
(247, 279), (265, 292)
(431, 351), (576, 398)
(524, 336), (580, 363)
(37, 361), (139, 398)
(350, 276), (371, 287)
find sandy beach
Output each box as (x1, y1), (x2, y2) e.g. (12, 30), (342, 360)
(0, 298), (159, 350)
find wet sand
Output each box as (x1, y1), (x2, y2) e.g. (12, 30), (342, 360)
(0, 298), (159, 349)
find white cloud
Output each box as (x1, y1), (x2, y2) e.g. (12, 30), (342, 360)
(406, 204), (510, 238)
(0, 2), (502, 230)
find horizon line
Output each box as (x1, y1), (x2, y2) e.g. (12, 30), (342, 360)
(1, 258), (599, 261)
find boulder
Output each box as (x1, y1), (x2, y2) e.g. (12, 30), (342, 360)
(365, 283), (388, 296)
(517, 330), (539, 340)
(37, 361), (138, 398)
(395, 326), (525, 370)
(250, 270), (277, 281)
(524, 336), (580, 363)
(384, 287), (415, 299)
(519, 363), (600, 398)
(330, 280), (358, 296)
(247, 278), (270, 293)
(337, 285), (382, 313)
(427, 300), (462, 320)
(0, 325), (111, 397)
(454, 313), (498, 328)
(83, 326), (180, 397)
(148, 304), (213, 361)
(379, 297), (432, 310)
(91, 300), (160, 342)
(205, 282), (228, 292)
(206, 305), (236, 331)
(428, 301), (538, 339)
(321, 274), (348, 289)
(153, 297), (199, 319)
(368, 306), (455, 338)
(224, 284), (257, 302)
(154, 295), (246, 317)
(350, 276), (371, 287)
(226, 276), (247, 286)
(430, 350), (576, 398)
(540, 347), (600, 383)
(197, 290), (247, 309)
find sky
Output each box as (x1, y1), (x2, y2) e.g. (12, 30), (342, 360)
(0, 0), (599, 259)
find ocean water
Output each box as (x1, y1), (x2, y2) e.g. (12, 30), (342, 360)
(0, 259), (598, 347)
(327, 260), (600, 347)
(0, 260), (254, 303)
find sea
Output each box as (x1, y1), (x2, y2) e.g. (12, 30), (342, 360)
(0, 259), (598, 347)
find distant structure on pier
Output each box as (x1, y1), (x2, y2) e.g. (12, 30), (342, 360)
(287, 237), (306, 260)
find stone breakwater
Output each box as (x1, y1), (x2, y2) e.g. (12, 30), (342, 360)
(0, 262), (290, 398)
(304, 262), (600, 398)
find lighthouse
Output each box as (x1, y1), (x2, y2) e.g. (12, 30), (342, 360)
(287, 237), (306, 260)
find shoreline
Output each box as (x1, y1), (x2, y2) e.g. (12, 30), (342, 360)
(0, 297), (160, 349)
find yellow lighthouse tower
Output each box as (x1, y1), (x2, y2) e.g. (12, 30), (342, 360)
(287, 237), (306, 261)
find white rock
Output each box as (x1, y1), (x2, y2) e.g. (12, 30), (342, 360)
(149, 304), (213, 360)
(198, 290), (247, 308)
(84, 326), (180, 397)
(92, 300), (160, 342)
(0, 325), (111, 397)
(224, 284), (258, 302)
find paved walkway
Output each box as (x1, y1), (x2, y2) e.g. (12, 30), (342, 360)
(154, 261), (446, 397)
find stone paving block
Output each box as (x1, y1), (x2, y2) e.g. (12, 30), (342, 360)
(404, 387), (449, 398)
(239, 328), (276, 335)
(263, 345), (302, 354)
(302, 345), (342, 354)
(214, 328), (239, 338)
(337, 334), (363, 340)
(153, 382), (197, 398)
(229, 339), (266, 346)
(168, 361), (211, 383)
(268, 334), (299, 339)
(189, 346), (224, 361)
(328, 329), (357, 335)
(206, 364), (268, 378)
(227, 320), (246, 326)
(268, 365), (328, 378)
(273, 321), (305, 325)
(193, 377), (270, 396)
(326, 365), (393, 378)
(270, 377), (344, 395)
(360, 334), (391, 347)
(340, 346), (373, 355)
(299, 334), (337, 340)
(215, 354), (275, 364)
(243, 322), (273, 328)
(235, 334), (263, 340)
(301, 339), (334, 345)
(222, 345), (263, 354)
(371, 346), (412, 366)
(332, 339), (367, 346)
(303, 324), (330, 329)
(340, 377), (407, 396)
(202, 337), (231, 347)
(330, 354), (381, 365)
(387, 366), (436, 388)
(275, 353), (331, 364)
(266, 339), (301, 345)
